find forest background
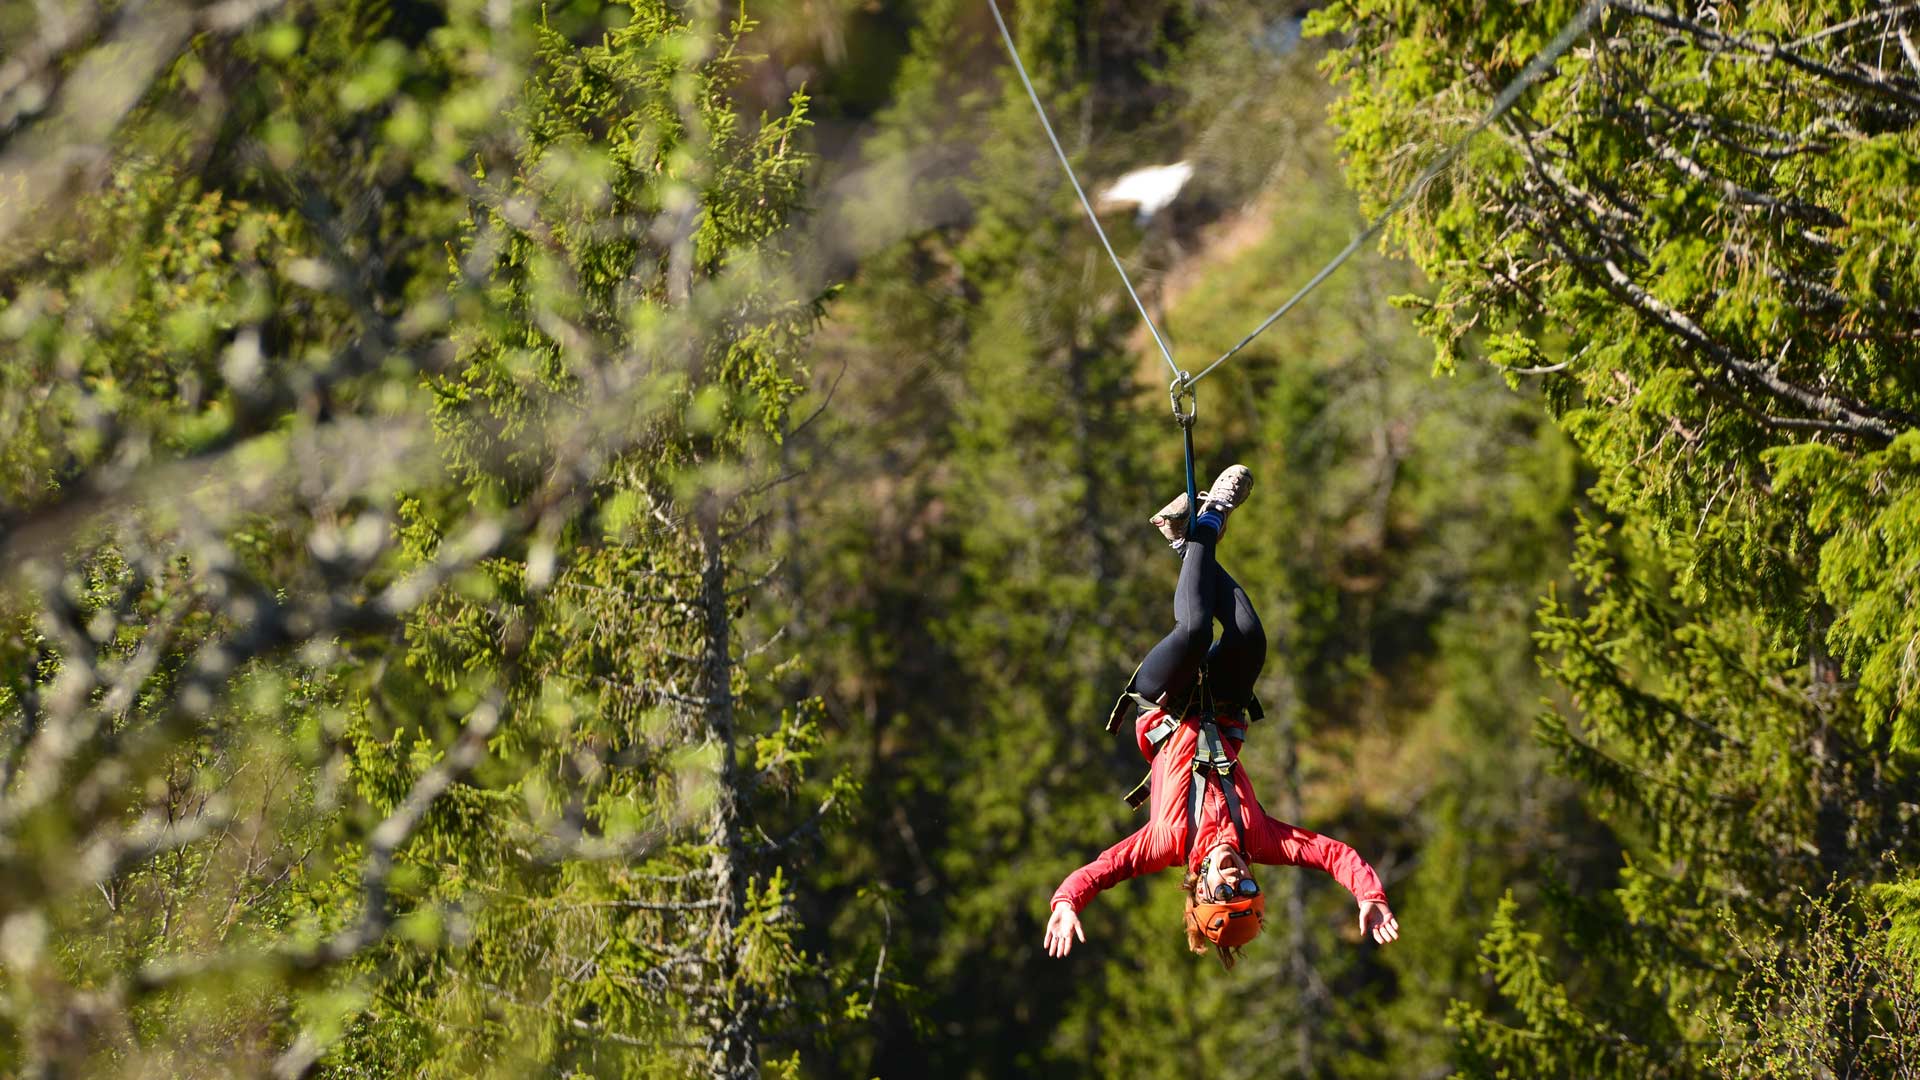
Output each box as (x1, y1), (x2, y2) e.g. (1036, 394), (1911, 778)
(1, 0), (1917, 1077)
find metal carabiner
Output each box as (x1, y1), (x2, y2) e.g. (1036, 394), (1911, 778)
(1169, 372), (1196, 428)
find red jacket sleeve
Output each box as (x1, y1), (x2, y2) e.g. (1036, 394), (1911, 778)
(1049, 820), (1179, 913)
(1246, 817), (1387, 906)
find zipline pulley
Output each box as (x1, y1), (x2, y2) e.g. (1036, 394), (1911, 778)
(1172, 373), (1200, 515)
(1169, 373), (1196, 428)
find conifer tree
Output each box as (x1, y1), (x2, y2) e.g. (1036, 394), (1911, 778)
(1316, 1), (1920, 1072)
(779, 3), (1586, 1076)
(0, 3), (846, 1075)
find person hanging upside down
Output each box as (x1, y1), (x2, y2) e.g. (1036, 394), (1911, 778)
(1043, 465), (1401, 969)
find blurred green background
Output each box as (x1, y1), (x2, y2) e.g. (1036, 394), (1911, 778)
(1, 1), (1916, 1076)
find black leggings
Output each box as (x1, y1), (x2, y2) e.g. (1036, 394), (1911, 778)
(1131, 534), (1266, 708)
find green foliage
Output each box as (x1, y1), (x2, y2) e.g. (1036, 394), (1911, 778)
(1449, 894), (1669, 1078)
(1315, 0), (1920, 747)
(776, 3), (1585, 1076)
(0, 1), (846, 1076)
(9, 1), (1917, 1076)
(1319, 2), (1920, 1075)
(1878, 877), (1920, 957)
(1773, 432), (1920, 748)
(1707, 885), (1920, 1077)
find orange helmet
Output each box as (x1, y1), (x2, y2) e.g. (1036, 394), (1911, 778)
(1186, 890), (1266, 948)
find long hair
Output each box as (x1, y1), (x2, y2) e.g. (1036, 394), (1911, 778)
(1181, 871), (1240, 971)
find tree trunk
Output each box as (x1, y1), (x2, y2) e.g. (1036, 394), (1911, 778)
(697, 517), (757, 1080)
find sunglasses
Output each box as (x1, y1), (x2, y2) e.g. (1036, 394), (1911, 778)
(1208, 878), (1261, 902)
(1199, 857), (1260, 902)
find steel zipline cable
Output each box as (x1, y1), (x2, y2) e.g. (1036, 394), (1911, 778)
(985, 0), (1183, 385)
(986, 0), (1610, 397)
(1184, 0), (1610, 388)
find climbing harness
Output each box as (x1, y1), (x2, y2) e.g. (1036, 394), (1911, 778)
(985, 0), (1610, 391)
(1111, 664), (1263, 810)
(1185, 717), (1249, 858)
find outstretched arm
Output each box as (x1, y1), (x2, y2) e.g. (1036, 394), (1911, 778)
(1048, 821), (1176, 913)
(1248, 816), (1401, 945)
(1246, 817), (1386, 902)
(1043, 821), (1176, 957)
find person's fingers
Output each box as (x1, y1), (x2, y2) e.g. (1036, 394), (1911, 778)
(1044, 914), (1078, 958)
(1356, 905), (1399, 944)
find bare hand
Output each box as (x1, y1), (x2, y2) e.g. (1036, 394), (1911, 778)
(1044, 901), (1085, 958)
(1359, 900), (1400, 946)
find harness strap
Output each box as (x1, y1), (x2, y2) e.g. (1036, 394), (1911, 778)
(1129, 712), (1233, 810)
(1184, 751), (1207, 863)
(1197, 720), (1249, 850)
(1142, 711), (1181, 749)
(1106, 661), (1145, 733)
(1183, 718), (1249, 862)
(1118, 670), (1259, 811)
(1134, 674), (1202, 811)
(1110, 674), (1263, 736)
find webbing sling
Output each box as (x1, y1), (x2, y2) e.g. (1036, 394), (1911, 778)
(1184, 719), (1249, 864)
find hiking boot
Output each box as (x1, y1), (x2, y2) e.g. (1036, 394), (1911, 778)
(1196, 464), (1252, 537)
(1150, 492), (1192, 544)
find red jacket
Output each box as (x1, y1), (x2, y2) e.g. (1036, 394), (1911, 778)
(1050, 708), (1389, 913)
